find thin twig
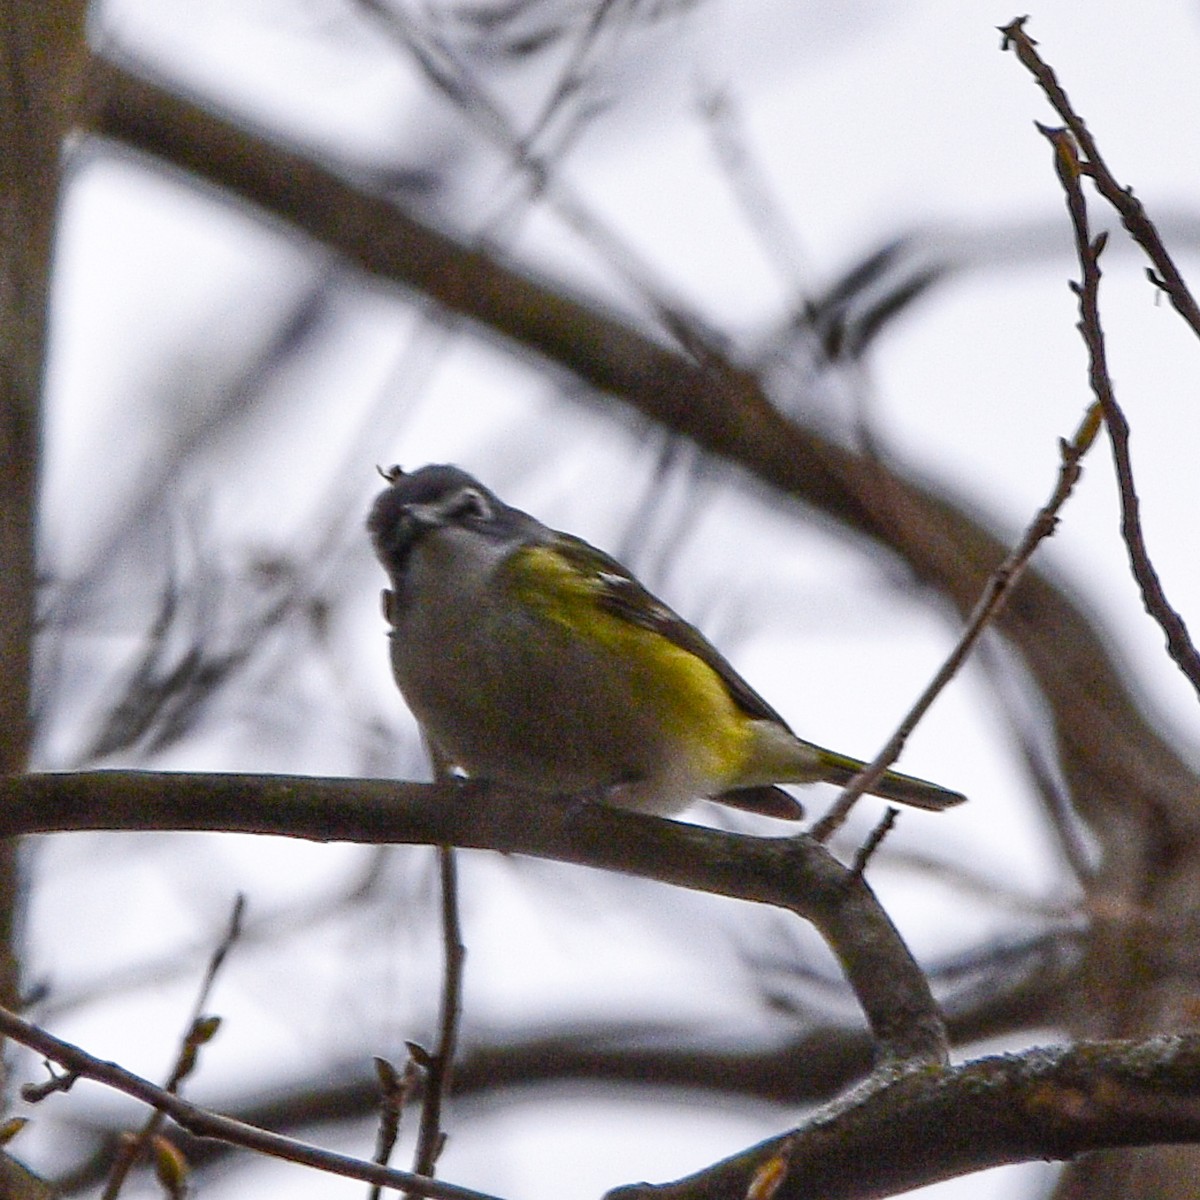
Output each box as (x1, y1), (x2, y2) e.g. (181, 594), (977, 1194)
(811, 399), (1102, 842)
(851, 808), (899, 879)
(1000, 16), (1200, 341)
(515, 0), (627, 158)
(369, 1056), (419, 1200)
(810, 112), (1127, 843)
(697, 81), (811, 296)
(100, 893), (246, 1199)
(973, 636), (1096, 883)
(3, 1005), (504, 1200)
(409, 846), (466, 1187)
(349, 0), (727, 359)
(1036, 122), (1200, 702)
(1102, 382), (1200, 696)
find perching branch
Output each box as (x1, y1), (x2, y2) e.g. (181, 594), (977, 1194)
(0, 770), (946, 1069)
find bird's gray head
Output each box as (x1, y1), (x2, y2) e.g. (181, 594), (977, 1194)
(367, 464), (531, 586)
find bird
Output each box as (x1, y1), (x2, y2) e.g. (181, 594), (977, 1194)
(368, 463), (965, 821)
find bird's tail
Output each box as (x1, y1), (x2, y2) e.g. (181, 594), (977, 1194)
(813, 750), (966, 812)
(743, 721), (966, 812)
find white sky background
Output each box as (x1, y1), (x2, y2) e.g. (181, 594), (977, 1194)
(22, 0), (1200, 1196)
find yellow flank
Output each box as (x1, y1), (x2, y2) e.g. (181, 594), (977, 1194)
(506, 545), (753, 784)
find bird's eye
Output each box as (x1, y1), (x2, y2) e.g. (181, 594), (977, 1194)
(452, 487), (492, 522)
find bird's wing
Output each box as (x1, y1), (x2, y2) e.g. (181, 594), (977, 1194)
(549, 535), (794, 729)
(713, 784), (805, 819)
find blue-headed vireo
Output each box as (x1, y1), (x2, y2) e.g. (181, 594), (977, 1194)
(368, 464), (965, 821)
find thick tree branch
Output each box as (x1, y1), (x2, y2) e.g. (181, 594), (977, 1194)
(2, 769), (945, 1067)
(13, 996), (1200, 1200)
(0, 5), (86, 775)
(53, 932), (1082, 1194)
(0, 0), (90, 1049)
(608, 1035), (1200, 1200)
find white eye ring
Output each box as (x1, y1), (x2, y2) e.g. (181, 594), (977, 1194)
(454, 487), (492, 521)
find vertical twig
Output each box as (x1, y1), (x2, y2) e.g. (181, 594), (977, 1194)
(408, 846), (465, 1186)
(369, 1055), (419, 1200)
(1037, 122), (1200, 700)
